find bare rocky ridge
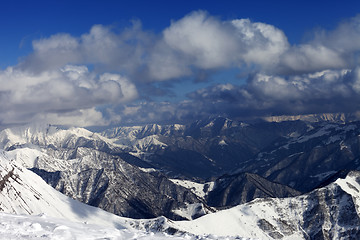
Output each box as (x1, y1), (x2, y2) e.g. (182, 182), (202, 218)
(206, 172), (301, 208)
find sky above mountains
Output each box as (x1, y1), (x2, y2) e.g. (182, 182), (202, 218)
(1, 0), (360, 127)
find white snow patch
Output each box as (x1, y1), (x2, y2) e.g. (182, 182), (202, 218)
(170, 179), (214, 199)
(340, 141), (350, 150)
(139, 167), (158, 173)
(172, 203), (206, 220)
(310, 171), (337, 181)
(135, 135), (167, 151)
(296, 125), (333, 143)
(335, 172), (360, 216)
(0, 212), (193, 240)
(218, 139), (227, 146)
(6, 148), (44, 168)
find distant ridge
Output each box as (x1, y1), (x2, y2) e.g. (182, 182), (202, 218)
(262, 112), (360, 123)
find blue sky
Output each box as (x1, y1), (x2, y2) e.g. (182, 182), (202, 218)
(1, 0), (360, 126)
(2, 0), (358, 66)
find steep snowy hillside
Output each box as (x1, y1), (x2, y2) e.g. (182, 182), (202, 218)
(0, 151), (236, 239)
(4, 146), (208, 220)
(0, 150), (131, 227)
(0, 212), (188, 240)
(0, 212), (245, 240)
(163, 171), (360, 239)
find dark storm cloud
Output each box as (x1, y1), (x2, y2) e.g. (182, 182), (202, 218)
(186, 68), (360, 119)
(115, 68), (360, 125)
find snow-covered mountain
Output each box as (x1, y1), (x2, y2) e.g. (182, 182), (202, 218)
(0, 149), (138, 228)
(2, 117), (360, 238)
(235, 121), (360, 193)
(0, 124), (210, 220)
(153, 170), (360, 239)
(0, 149), (235, 240)
(101, 117), (310, 180)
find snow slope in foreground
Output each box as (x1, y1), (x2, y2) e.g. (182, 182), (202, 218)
(0, 150), (130, 229)
(0, 212), (195, 240)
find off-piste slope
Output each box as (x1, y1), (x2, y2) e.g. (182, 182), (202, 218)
(0, 150), (233, 239)
(0, 124), (209, 220)
(163, 171), (360, 239)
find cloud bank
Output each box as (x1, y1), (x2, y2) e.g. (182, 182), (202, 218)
(3, 11), (360, 126)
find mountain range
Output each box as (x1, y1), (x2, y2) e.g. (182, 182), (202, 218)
(0, 115), (360, 239)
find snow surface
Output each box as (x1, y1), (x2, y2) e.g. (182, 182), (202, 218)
(218, 139), (227, 146)
(310, 171), (338, 181)
(172, 203), (206, 220)
(0, 212), (195, 240)
(170, 179), (214, 199)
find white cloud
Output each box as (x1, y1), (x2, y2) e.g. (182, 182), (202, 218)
(351, 67), (360, 93)
(18, 12), (360, 81)
(231, 19), (289, 68)
(21, 34), (80, 72)
(28, 108), (107, 127)
(280, 44), (347, 73)
(0, 65), (138, 126)
(33, 33), (79, 52)
(99, 73), (138, 103)
(147, 41), (192, 80)
(148, 11), (289, 80)
(4, 12), (360, 127)
(249, 69), (354, 101)
(163, 11), (239, 69)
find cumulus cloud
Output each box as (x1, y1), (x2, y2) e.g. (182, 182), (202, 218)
(0, 65), (137, 126)
(3, 108), (107, 127)
(113, 67), (360, 126)
(18, 11), (360, 79)
(20, 23), (152, 75)
(148, 11), (289, 80)
(163, 11), (239, 69)
(147, 12), (360, 80)
(183, 68), (360, 119)
(279, 44), (347, 73)
(277, 15), (360, 74)
(231, 19), (289, 69)
(4, 11), (360, 126)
